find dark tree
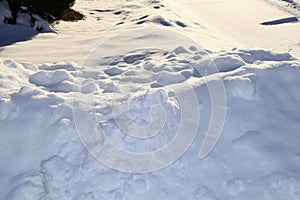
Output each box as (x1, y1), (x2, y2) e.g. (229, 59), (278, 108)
(6, 0), (84, 24)
(6, 0), (21, 23)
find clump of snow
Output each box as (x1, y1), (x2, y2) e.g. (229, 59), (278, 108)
(29, 69), (74, 89)
(212, 55), (246, 72)
(223, 178), (247, 197)
(39, 62), (77, 71)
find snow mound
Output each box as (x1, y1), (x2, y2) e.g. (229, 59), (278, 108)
(1, 47), (300, 199)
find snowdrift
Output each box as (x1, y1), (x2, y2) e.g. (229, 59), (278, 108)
(1, 45), (300, 199)
(1, 0), (300, 199)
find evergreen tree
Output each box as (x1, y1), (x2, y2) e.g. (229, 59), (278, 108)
(6, 0), (84, 24)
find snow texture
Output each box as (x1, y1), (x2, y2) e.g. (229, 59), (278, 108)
(1, 47), (300, 200)
(1, 0), (300, 199)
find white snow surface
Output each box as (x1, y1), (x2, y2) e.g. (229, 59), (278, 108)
(1, 0), (300, 200)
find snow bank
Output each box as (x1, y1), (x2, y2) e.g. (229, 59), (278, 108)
(1, 46), (300, 199)
(1, 0), (300, 199)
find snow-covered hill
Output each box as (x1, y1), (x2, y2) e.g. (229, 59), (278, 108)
(1, 0), (300, 200)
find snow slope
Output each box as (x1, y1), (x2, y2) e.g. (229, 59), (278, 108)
(1, 0), (300, 200)
(164, 0), (300, 58)
(0, 0), (239, 64)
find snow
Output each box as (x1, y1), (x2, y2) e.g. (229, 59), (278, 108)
(1, 0), (300, 199)
(164, 0), (300, 57)
(1, 46), (300, 199)
(0, 0), (11, 26)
